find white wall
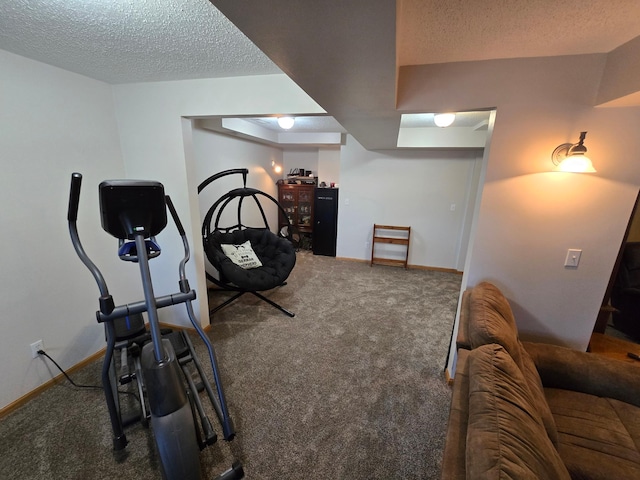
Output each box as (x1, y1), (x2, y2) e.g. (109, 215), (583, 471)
(337, 136), (482, 269)
(466, 104), (640, 350)
(397, 56), (640, 373)
(112, 75), (325, 327)
(0, 50), (134, 410)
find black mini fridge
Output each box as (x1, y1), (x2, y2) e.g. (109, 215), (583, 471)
(313, 188), (339, 256)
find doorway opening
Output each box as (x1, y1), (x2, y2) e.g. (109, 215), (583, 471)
(590, 189), (640, 358)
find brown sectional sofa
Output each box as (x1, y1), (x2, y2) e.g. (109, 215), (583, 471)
(441, 281), (640, 480)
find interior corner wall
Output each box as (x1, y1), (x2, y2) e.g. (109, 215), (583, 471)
(281, 146), (342, 186)
(112, 75), (324, 327)
(318, 147), (341, 187)
(398, 56), (640, 376)
(597, 35), (640, 105)
(336, 135), (481, 269)
(0, 49), (133, 411)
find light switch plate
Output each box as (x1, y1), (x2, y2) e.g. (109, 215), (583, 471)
(564, 249), (582, 268)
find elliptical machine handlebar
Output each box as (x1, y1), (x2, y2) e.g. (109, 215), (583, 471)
(165, 195), (191, 294)
(67, 172), (82, 222)
(165, 195), (186, 237)
(67, 172), (114, 315)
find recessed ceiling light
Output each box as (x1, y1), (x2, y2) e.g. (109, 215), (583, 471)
(434, 113), (455, 128)
(277, 116), (295, 129)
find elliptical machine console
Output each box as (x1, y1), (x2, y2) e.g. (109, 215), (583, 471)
(68, 173), (243, 480)
(99, 179), (167, 239)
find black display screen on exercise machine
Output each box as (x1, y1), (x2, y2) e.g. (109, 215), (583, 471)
(99, 180), (167, 240)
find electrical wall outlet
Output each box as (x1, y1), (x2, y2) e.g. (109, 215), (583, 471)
(30, 340), (44, 359)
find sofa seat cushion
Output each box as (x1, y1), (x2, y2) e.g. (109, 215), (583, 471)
(466, 344), (570, 480)
(545, 387), (640, 480)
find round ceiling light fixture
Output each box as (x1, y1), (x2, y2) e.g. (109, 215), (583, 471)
(434, 113), (455, 128)
(277, 116), (295, 129)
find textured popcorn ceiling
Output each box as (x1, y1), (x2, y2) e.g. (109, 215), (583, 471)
(2, 0), (640, 85)
(0, 0), (280, 83)
(398, 0), (640, 66)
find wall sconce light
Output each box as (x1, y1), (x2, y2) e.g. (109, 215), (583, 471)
(434, 113), (455, 128)
(551, 131), (596, 173)
(271, 160), (282, 174)
(277, 116), (295, 130)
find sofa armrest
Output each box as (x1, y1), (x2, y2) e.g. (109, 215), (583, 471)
(522, 341), (640, 408)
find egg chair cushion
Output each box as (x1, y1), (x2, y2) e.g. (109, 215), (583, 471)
(204, 228), (296, 291)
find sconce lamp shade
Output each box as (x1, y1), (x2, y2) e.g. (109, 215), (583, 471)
(552, 131), (596, 173)
(434, 113), (455, 128)
(277, 116), (295, 129)
(555, 154), (596, 173)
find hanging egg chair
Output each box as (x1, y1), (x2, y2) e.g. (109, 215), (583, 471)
(198, 168), (297, 317)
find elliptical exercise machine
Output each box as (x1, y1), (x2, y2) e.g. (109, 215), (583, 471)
(67, 173), (243, 480)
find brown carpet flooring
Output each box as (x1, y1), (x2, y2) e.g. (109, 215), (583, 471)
(0, 251), (461, 479)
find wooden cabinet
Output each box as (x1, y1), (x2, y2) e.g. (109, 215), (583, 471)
(278, 183), (315, 234)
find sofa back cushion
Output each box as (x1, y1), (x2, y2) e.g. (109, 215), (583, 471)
(466, 344), (571, 480)
(468, 282), (522, 365)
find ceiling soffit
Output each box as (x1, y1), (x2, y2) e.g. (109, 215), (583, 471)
(210, 0), (401, 150)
